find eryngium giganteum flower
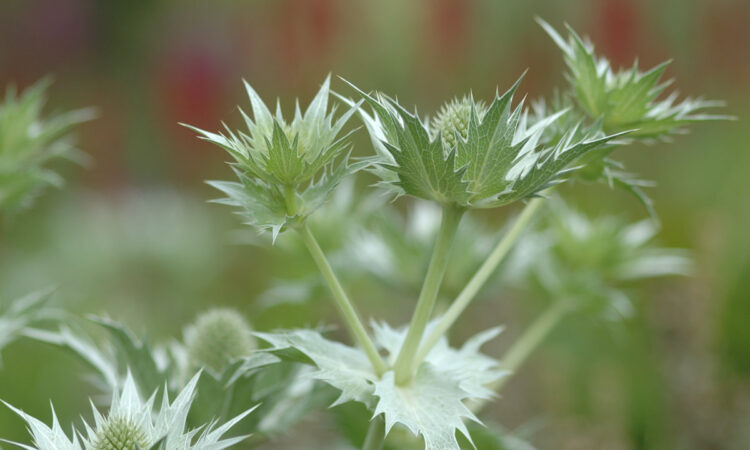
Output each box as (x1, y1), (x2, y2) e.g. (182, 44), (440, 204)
(3, 373), (254, 449)
(185, 76), (363, 241)
(345, 76), (624, 209)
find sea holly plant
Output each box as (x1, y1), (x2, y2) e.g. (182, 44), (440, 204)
(0, 19), (730, 450)
(176, 20), (727, 450)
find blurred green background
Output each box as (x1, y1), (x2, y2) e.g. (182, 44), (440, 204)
(0, 0), (748, 448)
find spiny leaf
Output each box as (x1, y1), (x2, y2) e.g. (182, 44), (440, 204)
(255, 329), (377, 406)
(345, 77), (623, 209)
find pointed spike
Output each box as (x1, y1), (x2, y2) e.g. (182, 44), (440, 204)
(536, 17), (571, 54)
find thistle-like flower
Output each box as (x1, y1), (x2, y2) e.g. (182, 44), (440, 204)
(184, 308), (255, 374)
(345, 77), (623, 209)
(2, 372), (254, 450)
(538, 19), (729, 139)
(185, 76), (362, 241)
(0, 78), (94, 213)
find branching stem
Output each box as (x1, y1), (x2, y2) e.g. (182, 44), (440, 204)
(393, 205), (464, 385)
(502, 300), (567, 372)
(298, 225), (388, 376)
(414, 196), (545, 364)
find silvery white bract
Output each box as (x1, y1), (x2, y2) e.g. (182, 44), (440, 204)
(185, 76), (363, 241)
(2, 373), (254, 450)
(256, 324), (506, 450)
(344, 77), (623, 208)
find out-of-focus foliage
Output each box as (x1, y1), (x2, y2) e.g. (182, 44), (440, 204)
(0, 190), (236, 326)
(0, 79), (93, 214)
(510, 200), (691, 319)
(0, 289), (54, 362)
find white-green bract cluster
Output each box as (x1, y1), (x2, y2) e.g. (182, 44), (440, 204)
(0, 78), (94, 213)
(345, 77), (624, 208)
(2, 373), (254, 450)
(256, 323), (506, 449)
(185, 76), (363, 241)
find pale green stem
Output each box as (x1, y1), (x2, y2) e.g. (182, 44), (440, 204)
(393, 205), (464, 385)
(493, 300), (568, 392)
(414, 196), (545, 365)
(469, 300), (568, 413)
(298, 225), (388, 375)
(362, 415), (385, 450)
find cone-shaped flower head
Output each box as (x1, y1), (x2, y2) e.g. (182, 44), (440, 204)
(90, 417), (148, 450)
(185, 76), (363, 241)
(3, 372), (254, 450)
(345, 76), (624, 209)
(185, 308), (255, 374)
(430, 96), (487, 150)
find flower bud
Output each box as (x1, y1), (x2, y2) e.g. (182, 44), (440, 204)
(185, 308), (255, 373)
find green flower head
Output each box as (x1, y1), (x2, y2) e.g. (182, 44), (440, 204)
(90, 416), (148, 450)
(184, 308), (255, 374)
(344, 76), (623, 209)
(185, 75), (363, 241)
(430, 96), (488, 150)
